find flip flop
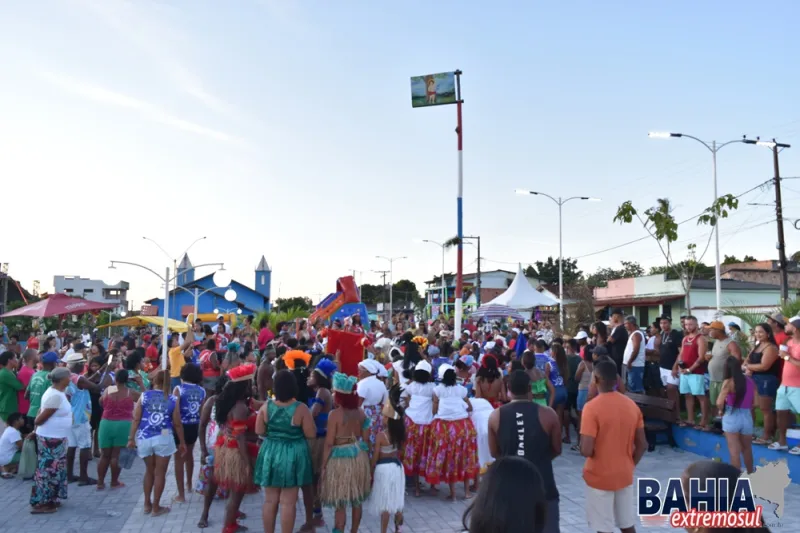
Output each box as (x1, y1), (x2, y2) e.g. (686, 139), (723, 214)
(753, 438), (771, 446)
(77, 478), (97, 486)
(768, 442), (788, 451)
(0, 473), (14, 479)
(197, 518), (209, 529)
(143, 507), (152, 515)
(570, 444), (580, 452)
(236, 511), (247, 520)
(96, 483), (106, 491)
(152, 507), (171, 517)
(110, 482), (125, 489)
(30, 506), (57, 514)
(789, 446), (800, 455)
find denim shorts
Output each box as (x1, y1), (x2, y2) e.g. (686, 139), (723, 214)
(577, 389), (589, 411)
(627, 367), (644, 393)
(722, 406), (754, 435)
(136, 433), (177, 458)
(551, 385), (568, 407)
(752, 374), (778, 398)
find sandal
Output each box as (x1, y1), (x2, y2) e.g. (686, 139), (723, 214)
(0, 473), (14, 479)
(570, 444), (580, 452)
(768, 442), (788, 451)
(30, 505), (57, 514)
(789, 446), (800, 455)
(152, 506), (171, 517)
(753, 438), (771, 446)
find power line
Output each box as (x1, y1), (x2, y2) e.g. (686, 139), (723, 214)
(574, 178), (774, 259)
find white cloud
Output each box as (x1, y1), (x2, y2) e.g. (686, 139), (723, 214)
(35, 70), (239, 143)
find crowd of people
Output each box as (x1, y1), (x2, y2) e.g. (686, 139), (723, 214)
(0, 307), (791, 533)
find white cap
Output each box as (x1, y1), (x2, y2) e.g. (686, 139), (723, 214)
(358, 359), (381, 375)
(377, 364), (388, 378)
(216, 314), (224, 319)
(575, 331), (589, 340)
(484, 341), (496, 351)
(462, 329), (471, 335)
(415, 360), (432, 374)
(438, 363), (455, 380)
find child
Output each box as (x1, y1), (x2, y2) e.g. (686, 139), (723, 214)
(718, 356), (756, 473)
(0, 413), (25, 478)
(368, 385), (406, 533)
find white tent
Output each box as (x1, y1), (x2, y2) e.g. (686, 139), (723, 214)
(486, 266), (559, 309)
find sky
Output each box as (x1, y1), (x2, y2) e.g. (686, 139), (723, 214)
(2, 0), (799, 309)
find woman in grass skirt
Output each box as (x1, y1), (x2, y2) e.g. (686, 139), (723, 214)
(213, 364), (258, 533)
(424, 364), (479, 501)
(368, 384), (406, 533)
(320, 372), (372, 533)
(399, 359), (435, 496)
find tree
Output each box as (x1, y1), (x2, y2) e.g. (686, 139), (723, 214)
(649, 261), (715, 279)
(358, 284), (384, 305)
(392, 279), (420, 305)
(527, 256), (582, 286)
(614, 195), (739, 313)
(274, 296), (314, 313)
(585, 261), (645, 288)
(791, 251), (800, 262)
(723, 255), (757, 265)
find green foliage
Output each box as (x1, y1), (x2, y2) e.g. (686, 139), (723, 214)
(527, 256), (582, 286)
(2, 299), (60, 336)
(613, 196), (739, 312)
(359, 284), (384, 305)
(274, 297), (314, 313)
(723, 254), (757, 265)
(586, 261), (645, 288)
(649, 260), (715, 280)
(722, 303), (765, 330)
(252, 307), (311, 334)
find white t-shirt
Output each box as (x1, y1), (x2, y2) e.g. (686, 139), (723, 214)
(0, 426), (21, 466)
(624, 330), (646, 367)
(36, 388), (72, 439)
(211, 324), (232, 334)
(433, 384), (469, 421)
(356, 376), (388, 407)
(401, 382), (435, 425)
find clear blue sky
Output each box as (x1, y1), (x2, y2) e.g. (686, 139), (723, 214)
(1, 0), (798, 306)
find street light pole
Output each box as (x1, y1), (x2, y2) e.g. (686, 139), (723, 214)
(376, 256), (406, 324)
(648, 133), (750, 317)
(422, 240), (446, 317)
(516, 191), (600, 330)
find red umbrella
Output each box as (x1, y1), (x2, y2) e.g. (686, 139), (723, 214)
(0, 293), (116, 318)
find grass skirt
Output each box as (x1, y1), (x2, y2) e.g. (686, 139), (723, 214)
(367, 459), (405, 514)
(402, 417), (430, 476)
(320, 441), (371, 508)
(309, 436), (325, 476)
(214, 445), (253, 492)
(423, 418), (480, 485)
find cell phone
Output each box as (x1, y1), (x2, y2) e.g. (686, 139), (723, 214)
(107, 385), (118, 394)
(678, 361), (686, 369)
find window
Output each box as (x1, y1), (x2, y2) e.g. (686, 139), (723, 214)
(84, 288), (94, 293)
(64, 288), (73, 293)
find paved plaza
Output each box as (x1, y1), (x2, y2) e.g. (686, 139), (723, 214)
(2, 441), (798, 533)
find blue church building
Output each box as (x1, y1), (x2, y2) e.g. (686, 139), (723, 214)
(145, 255), (272, 319)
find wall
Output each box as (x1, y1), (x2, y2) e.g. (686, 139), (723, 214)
(54, 275), (128, 311)
(691, 288), (782, 309)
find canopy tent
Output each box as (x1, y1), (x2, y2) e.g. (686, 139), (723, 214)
(0, 293), (116, 318)
(469, 304), (526, 322)
(96, 316), (189, 332)
(485, 267), (559, 309)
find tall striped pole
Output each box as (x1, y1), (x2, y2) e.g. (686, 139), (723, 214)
(454, 70), (464, 330)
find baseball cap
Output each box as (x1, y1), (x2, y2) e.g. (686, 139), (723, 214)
(41, 351), (60, 364)
(428, 346), (441, 357)
(592, 345), (609, 356)
(217, 314), (224, 320)
(765, 313), (786, 326)
(415, 360), (432, 374)
(709, 321), (726, 332)
(574, 331), (589, 341)
(790, 317), (800, 329)
(438, 363), (455, 380)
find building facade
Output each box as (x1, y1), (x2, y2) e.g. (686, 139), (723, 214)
(424, 269), (541, 316)
(53, 276), (129, 313)
(721, 260), (800, 289)
(593, 273), (785, 329)
(145, 255), (272, 319)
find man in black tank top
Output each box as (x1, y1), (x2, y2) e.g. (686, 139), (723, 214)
(488, 370), (562, 533)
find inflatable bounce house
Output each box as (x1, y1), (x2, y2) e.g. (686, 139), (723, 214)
(310, 276), (369, 377)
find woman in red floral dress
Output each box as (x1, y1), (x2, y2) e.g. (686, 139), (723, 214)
(424, 364), (479, 501)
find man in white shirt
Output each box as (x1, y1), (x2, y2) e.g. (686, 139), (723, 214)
(623, 316), (646, 393)
(211, 314), (232, 335)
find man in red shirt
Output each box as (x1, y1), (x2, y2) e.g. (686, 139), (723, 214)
(146, 335), (160, 364)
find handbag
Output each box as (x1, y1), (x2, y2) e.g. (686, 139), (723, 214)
(17, 438), (37, 479)
(118, 447), (137, 470)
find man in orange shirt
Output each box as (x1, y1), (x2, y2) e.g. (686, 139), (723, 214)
(580, 358), (647, 533)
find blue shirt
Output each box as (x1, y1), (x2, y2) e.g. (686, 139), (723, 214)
(67, 379), (92, 425)
(535, 353), (564, 387)
(136, 390), (176, 440)
(177, 383), (206, 425)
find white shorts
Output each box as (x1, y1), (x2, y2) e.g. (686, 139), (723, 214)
(68, 422), (92, 449)
(136, 433), (177, 458)
(660, 367), (679, 387)
(586, 484), (636, 532)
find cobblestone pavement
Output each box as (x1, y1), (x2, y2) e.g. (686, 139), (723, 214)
(2, 438), (798, 533)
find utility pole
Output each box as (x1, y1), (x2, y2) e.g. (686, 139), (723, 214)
(464, 236), (481, 306)
(372, 270), (389, 323)
(0, 263), (8, 317)
(771, 140), (791, 303)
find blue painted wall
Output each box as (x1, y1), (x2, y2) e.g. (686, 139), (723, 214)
(147, 275), (269, 319)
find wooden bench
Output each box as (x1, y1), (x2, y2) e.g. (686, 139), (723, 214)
(625, 392), (677, 450)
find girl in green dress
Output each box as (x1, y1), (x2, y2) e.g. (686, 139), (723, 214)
(254, 370), (316, 533)
(124, 351), (150, 392)
(521, 352), (554, 407)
